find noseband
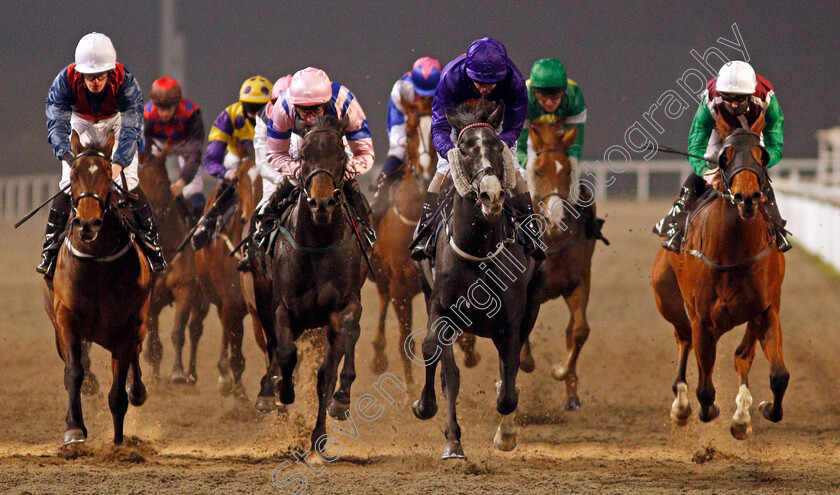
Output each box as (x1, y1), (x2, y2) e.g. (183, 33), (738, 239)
(717, 130), (768, 202)
(71, 150), (113, 211)
(456, 123), (503, 196)
(298, 128), (347, 201)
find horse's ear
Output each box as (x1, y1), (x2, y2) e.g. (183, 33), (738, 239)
(296, 117), (312, 136)
(487, 101), (505, 131)
(102, 131), (115, 158)
(529, 123), (544, 148)
(561, 126), (578, 150)
(401, 96), (415, 115)
(70, 131), (82, 156)
(715, 113), (731, 141)
(750, 111), (766, 136)
(338, 114), (350, 133)
(445, 107), (462, 133)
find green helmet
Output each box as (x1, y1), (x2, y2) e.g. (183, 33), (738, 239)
(530, 58), (567, 90)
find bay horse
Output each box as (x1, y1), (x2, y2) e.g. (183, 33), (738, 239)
(44, 131), (153, 445)
(412, 100), (545, 458)
(652, 112), (787, 439)
(195, 157), (261, 399)
(252, 114), (367, 448)
(370, 96), (479, 383)
(138, 147), (209, 383)
(520, 121), (597, 411)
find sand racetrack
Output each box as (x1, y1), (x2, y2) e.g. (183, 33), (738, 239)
(1, 200), (839, 494)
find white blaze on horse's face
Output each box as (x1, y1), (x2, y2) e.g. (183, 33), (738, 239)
(473, 131), (505, 218)
(555, 160), (564, 175)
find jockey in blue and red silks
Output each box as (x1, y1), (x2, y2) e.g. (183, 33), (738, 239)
(41, 32), (166, 278)
(409, 37), (543, 262)
(143, 76), (206, 218)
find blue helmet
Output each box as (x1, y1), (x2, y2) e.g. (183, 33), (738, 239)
(410, 57), (442, 96)
(465, 37), (509, 83)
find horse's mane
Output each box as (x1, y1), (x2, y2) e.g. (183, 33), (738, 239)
(447, 99), (500, 130)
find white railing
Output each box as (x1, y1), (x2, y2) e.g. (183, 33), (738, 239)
(0, 174), (60, 223)
(775, 179), (840, 273)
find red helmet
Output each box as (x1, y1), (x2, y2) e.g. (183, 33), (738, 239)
(150, 76), (182, 107)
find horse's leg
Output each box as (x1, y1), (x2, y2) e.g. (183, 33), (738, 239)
(394, 294), (415, 386)
(693, 323), (720, 422)
(754, 307), (789, 423)
(371, 282), (389, 375)
(551, 281), (591, 411)
(224, 308), (248, 401)
(731, 328), (757, 439)
(653, 251), (692, 425)
(493, 326), (522, 452)
(186, 290), (209, 385)
(312, 327), (342, 448)
(80, 340), (99, 395)
(328, 301), (362, 420)
(216, 305), (232, 394)
(61, 333), (87, 445)
(108, 343), (132, 446)
(170, 287), (192, 384)
(412, 306), (442, 421)
(273, 306), (298, 405)
(439, 337), (464, 459)
(519, 337), (535, 373)
(254, 294), (279, 413)
(143, 294), (164, 381)
(128, 350), (147, 407)
(457, 333), (480, 368)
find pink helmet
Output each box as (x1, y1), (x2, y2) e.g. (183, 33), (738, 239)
(288, 67), (332, 106)
(271, 74), (293, 102)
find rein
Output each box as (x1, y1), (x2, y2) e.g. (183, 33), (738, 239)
(64, 234), (136, 263)
(688, 240), (774, 271)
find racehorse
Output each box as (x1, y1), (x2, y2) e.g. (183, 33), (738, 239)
(369, 96), (479, 383)
(44, 131), (153, 445)
(251, 114), (367, 447)
(519, 121), (597, 410)
(652, 112), (787, 439)
(195, 157), (260, 399)
(138, 147), (209, 383)
(412, 100), (545, 458)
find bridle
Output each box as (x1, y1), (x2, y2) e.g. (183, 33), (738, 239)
(298, 128), (347, 202)
(456, 122), (503, 196)
(71, 150), (113, 212)
(716, 130), (769, 203)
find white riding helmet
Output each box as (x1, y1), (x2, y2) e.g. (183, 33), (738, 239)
(74, 32), (117, 74)
(716, 61), (756, 95)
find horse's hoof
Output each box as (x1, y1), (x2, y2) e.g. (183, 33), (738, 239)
(62, 428), (86, 446)
(327, 397), (350, 420)
(759, 401), (782, 422)
(217, 375), (234, 396)
(463, 351), (480, 368)
(255, 395), (276, 413)
(278, 384), (295, 405)
(81, 373), (99, 395)
(551, 364), (569, 381)
(699, 404), (720, 423)
(670, 406), (692, 426)
(730, 421), (752, 440)
(170, 367), (187, 384)
(519, 356), (535, 373)
(412, 399), (437, 420)
(565, 395), (582, 411)
(186, 372), (198, 385)
(494, 430), (518, 452)
(232, 382), (248, 402)
(441, 440), (466, 460)
(128, 383), (147, 407)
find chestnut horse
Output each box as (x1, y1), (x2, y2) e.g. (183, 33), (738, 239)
(195, 158), (260, 399)
(138, 148), (209, 383)
(44, 131), (153, 445)
(520, 121), (597, 411)
(652, 113), (787, 439)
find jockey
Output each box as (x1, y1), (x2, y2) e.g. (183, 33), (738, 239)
(370, 56), (442, 222)
(409, 37), (543, 262)
(190, 75), (273, 249)
(142, 76), (206, 218)
(517, 58), (606, 243)
(40, 32), (166, 277)
(654, 60), (789, 252)
(262, 67), (376, 247)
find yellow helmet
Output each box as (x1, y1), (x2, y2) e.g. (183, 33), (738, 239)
(239, 75), (272, 103)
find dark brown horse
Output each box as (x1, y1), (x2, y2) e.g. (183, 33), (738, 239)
(252, 115), (367, 448)
(520, 121), (597, 411)
(195, 158), (260, 399)
(652, 113), (787, 439)
(138, 148), (209, 383)
(44, 131), (153, 445)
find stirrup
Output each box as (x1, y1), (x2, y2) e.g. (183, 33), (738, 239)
(236, 250), (252, 272)
(776, 232), (793, 253)
(662, 230), (682, 253)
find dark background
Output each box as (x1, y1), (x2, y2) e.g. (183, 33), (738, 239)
(2, 1), (838, 176)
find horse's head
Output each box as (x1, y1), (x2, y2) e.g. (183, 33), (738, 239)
(138, 143), (173, 207)
(235, 157), (261, 219)
(69, 130), (115, 242)
(445, 99), (508, 218)
(528, 120), (578, 233)
(402, 96), (436, 183)
(296, 114), (349, 226)
(715, 113), (768, 220)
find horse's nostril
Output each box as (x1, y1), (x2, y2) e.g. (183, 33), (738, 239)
(92, 219), (103, 229)
(72, 218), (81, 227)
(752, 192), (762, 202)
(499, 190), (506, 200)
(734, 193), (744, 203)
(308, 198), (318, 208)
(327, 198), (337, 207)
(480, 192), (491, 203)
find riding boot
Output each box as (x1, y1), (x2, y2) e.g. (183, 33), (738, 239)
(236, 177), (295, 272)
(409, 191), (440, 261)
(509, 191), (546, 263)
(577, 187), (610, 245)
(343, 178), (376, 248)
(761, 183), (793, 252)
(236, 212), (260, 273)
(131, 188), (167, 271)
(654, 174), (706, 252)
(191, 181), (236, 250)
(174, 195), (197, 227)
(36, 192), (72, 278)
(370, 162), (404, 229)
